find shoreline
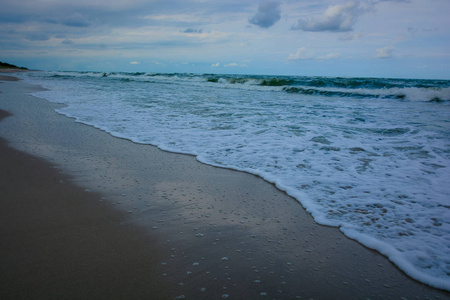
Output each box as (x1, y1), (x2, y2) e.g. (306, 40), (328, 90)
(0, 110), (170, 299)
(1, 74), (449, 299)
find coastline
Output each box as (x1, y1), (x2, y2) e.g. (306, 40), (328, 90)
(1, 74), (449, 299)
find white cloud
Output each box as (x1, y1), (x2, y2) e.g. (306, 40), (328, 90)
(287, 47), (312, 61)
(292, 1), (370, 32)
(288, 47), (340, 61)
(249, 0), (281, 29)
(130, 61), (140, 64)
(376, 46), (394, 58)
(211, 62), (220, 67)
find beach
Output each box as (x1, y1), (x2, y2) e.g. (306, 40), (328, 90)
(1, 74), (449, 299)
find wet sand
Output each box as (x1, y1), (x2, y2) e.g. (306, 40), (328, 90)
(0, 75), (20, 82)
(0, 111), (170, 299)
(1, 74), (448, 299)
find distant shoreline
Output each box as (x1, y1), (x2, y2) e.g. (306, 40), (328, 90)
(0, 67), (35, 81)
(0, 69), (29, 72)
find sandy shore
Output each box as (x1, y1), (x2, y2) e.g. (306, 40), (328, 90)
(0, 75), (20, 82)
(0, 110), (170, 299)
(0, 74), (448, 299)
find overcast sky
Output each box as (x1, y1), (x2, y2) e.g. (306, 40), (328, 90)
(1, 0), (449, 79)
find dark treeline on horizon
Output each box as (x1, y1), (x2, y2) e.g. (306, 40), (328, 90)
(0, 61), (28, 70)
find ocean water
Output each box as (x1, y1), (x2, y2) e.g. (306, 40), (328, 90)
(20, 71), (450, 290)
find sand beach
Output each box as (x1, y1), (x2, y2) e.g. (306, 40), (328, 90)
(0, 73), (449, 299)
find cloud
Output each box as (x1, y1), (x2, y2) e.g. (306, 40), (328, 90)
(211, 62), (220, 67)
(249, 0), (281, 29)
(376, 0), (410, 2)
(182, 28), (202, 34)
(58, 12), (92, 28)
(287, 47), (312, 61)
(292, 1), (370, 32)
(1, 0), (448, 79)
(130, 61), (140, 64)
(223, 62), (248, 67)
(288, 47), (340, 61)
(376, 46), (394, 58)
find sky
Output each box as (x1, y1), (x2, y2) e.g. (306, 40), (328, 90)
(1, 0), (449, 79)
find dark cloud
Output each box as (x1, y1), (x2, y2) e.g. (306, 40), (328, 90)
(0, 0), (154, 49)
(249, 0), (281, 29)
(0, 0), (254, 59)
(45, 12), (93, 28)
(60, 12), (92, 28)
(292, 1), (369, 32)
(25, 31), (51, 41)
(0, 0), (151, 29)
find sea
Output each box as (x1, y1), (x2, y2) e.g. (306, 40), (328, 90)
(19, 71), (450, 291)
